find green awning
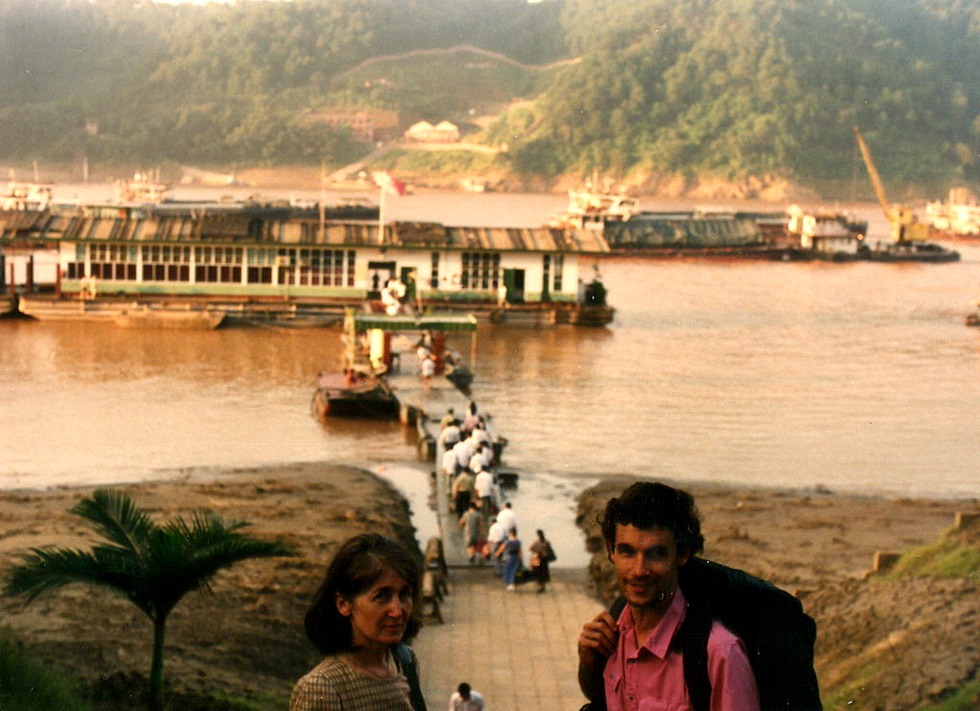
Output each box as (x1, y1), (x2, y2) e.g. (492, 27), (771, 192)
(352, 313), (478, 333)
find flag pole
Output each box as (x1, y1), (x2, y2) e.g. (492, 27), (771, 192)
(377, 183), (386, 245)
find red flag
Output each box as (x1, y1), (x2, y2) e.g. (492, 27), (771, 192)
(373, 171), (406, 196)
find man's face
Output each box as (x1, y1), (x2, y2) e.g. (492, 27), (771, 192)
(610, 523), (689, 613)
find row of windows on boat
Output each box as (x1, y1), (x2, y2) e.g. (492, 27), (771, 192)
(74, 245), (526, 269)
(62, 246), (551, 291)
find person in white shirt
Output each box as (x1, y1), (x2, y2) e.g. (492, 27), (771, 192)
(468, 445), (486, 476)
(441, 448), (458, 490)
(480, 443), (494, 470)
(473, 468), (494, 515)
(453, 439), (473, 473)
(496, 502), (517, 533)
(449, 682), (486, 711)
(438, 421), (461, 449)
(485, 519), (507, 576)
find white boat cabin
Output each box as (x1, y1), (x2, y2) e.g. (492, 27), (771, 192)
(0, 196), (610, 310)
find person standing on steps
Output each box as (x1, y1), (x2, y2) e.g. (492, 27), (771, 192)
(577, 481), (759, 711)
(458, 501), (486, 564)
(495, 527), (522, 591)
(529, 529), (555, 593)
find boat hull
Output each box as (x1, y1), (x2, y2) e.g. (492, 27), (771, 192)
(312, 373), (399, 419)
(113, 309), (225, 330)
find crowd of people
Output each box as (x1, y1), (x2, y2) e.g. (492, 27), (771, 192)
(437, 404), (555, 594)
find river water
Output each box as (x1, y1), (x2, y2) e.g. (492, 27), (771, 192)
(1, 188), (977, 564)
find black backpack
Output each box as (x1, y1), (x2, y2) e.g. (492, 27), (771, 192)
(604, 557), (821, 711)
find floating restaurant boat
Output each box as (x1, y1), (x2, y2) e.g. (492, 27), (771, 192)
(0, 180), (615, 328)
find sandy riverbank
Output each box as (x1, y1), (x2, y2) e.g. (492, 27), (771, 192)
(0, 466), (976, 709)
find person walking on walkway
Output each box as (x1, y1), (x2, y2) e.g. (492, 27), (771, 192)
(458, 501), (486, 564)
(529, 529), (555, 594)
(473, 468), (494, 517)
(496, 502), (517, 532)
(451, 469), (475, 517)
(485, 518), (507, 577)
(495, 527), (522, 591)
(448, 682), (486, 711)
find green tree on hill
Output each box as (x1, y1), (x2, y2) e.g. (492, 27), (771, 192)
(3, 488), (295, 711)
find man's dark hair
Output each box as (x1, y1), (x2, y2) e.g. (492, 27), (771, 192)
(600, 481), (705, 558)
(458, 682), (471, 699)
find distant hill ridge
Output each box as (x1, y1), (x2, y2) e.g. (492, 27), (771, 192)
(0, 0), (976, 196)
(343, 44), (583, 76)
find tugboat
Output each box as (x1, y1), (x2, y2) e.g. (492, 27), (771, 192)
(311, 367), (399, 419)
(852, 126), (960, 263)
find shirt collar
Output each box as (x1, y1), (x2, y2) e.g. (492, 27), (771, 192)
(618, 586), (687, 659)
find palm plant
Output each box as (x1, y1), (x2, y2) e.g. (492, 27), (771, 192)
(4, 488), (295, 711)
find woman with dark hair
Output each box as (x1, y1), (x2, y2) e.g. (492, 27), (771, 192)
(529, 529), (555, 593)
(290, 533), (428, 711)
(494, 527), (522, 591)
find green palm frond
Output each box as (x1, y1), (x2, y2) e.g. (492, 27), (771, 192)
(3, 487), (295, 711)
(72, 488), (155, 555)
(5, 547), (127, 603)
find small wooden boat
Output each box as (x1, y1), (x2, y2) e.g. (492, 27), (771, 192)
(0, 293), (15, 318)
(113, 307), (225, 330)
(312, 370), (399, 419)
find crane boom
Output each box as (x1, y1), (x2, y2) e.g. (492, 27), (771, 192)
(852, 126), (893, 221)
(852, 126), (930, 242)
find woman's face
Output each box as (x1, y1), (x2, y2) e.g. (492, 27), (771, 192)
(336, 567), (413, 650)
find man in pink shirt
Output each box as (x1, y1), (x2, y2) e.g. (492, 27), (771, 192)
(577, 482), (760, 711)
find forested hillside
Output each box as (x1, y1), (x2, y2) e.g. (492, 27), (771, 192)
(0, 0), (976, 195)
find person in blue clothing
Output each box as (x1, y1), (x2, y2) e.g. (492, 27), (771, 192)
(495, 527), (522, 591)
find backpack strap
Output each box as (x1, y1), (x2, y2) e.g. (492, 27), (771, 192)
(393, 644), (428, 711)
(674, 602), (713, 711)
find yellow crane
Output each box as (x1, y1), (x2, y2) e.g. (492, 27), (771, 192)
(852, 126), (931, 243)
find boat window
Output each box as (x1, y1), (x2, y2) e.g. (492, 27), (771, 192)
(430, 252), (440, 289)
(460, 251), (500, 291)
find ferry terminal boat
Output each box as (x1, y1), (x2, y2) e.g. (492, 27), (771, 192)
(0, 181), (615, 328)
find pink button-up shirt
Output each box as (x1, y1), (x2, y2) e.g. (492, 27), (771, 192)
(603, 588), (760, 711)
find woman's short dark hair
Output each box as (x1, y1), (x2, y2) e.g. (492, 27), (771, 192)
(304, 533), (422, 655)
(599, 481), (705, 558)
